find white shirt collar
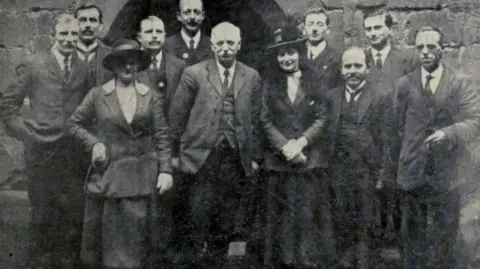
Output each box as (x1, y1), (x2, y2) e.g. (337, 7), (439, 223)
(345, 80), (367, 102)
(102, 79), (150, 96)
(51, 47), (71, 70)
(371, 42), (391, 64)
(77, 40), (98, 53)
(421, 64), (444, 93)
(181, 28), (201, 50)
(216, 60), (236, 88)
(307, 41), (327, 59)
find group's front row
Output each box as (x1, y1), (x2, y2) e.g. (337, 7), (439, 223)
(2, 17), (479, 269)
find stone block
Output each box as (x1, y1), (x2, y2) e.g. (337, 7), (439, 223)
(458, 44), (480, 84)
(33, 11), (55, 36)
(462, 14), (480, 45)
(404, 10), (461, 45)
(0, 0), (74, 12)
(356, 0), (388, 8)
(446, 0), (480, 10)
(325, 10), (345, 50)
(0, 13), (35, 48)
(32, 35), (53, 53)
(388, 0), (445, 9)
(321, 0), (343, 9)
(276, 0), (326, 14)
(0, 48), (29, 92)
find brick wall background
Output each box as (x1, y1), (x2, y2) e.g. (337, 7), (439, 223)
(1, 0), (480, 266)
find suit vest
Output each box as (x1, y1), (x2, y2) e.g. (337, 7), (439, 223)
(216, 85), (237, 148)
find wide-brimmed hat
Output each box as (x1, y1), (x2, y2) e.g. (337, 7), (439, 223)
(266, 24), (307, 50)
(102, 39), (151, 71)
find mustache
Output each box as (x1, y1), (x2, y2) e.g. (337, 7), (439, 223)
(148, 41), (162, 45)
(346, 73), (361, 79)
(82, 29), (94, 35)
(187, 19), (199, 26)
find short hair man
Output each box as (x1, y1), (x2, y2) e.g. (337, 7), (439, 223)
(383, 26), (480, 269)
(74, 3), (112, 87)
(362, 9), (417, 248)
(304, 7), (342, 91)
(169, 21), (263, 267)
(136, 15), (186, 113)
(325, 46), (389, 269)
(363, 9), (416, 83)
(0, 14), (90, 269)
(163, 0), (213, 65)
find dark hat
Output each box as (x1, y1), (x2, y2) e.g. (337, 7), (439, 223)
(102, 39), (151, 71)
(266, 24), (307, 50)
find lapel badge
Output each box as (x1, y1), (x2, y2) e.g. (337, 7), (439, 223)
(158, 81), (165, 88)
(309, 100), (315, 106)
(182, 53), (189, 59)
(323, 65), (327, 70)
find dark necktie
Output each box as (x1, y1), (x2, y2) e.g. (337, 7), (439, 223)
(223, 69), (230, 92)
(189, 38), (195, 51)
(63, 56), (70, 80)
(309, 51), (314, 60)
(375, 52), (383, 69)
(348, 89), (361, 106)
(151, 57), (158, 71)
(424, 74), (434, 94)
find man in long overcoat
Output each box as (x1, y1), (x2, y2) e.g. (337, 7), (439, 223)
(383, 27), (480, 269)
(0, 14), (89, 269)
(325, 46), (390, 269)
(169, 22), (263, 268)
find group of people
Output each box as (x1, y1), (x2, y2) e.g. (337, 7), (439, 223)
(1, 0), (479, 269)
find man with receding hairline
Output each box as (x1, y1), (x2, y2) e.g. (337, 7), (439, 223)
(383, 26), (480, 269)
(325, 46), (390, 269)
(164, 0), (213, 65)
(136, 15), (186, 114)
(169, 21), (263, 268)
(0, 13), (89, 269)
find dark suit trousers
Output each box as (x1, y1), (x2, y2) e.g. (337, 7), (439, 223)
(24, 138), (85, 267)
(189, 141), (253, 260)
(401, 185), (460, 269)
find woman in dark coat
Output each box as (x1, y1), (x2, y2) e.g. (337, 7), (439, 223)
(68, 39), (174, 269)
(260, 24), (336, 269)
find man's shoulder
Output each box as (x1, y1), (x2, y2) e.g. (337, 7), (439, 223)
(164, 52), (186, 68)
(237, 61), (260, 78)
(164, 33), (182, 45)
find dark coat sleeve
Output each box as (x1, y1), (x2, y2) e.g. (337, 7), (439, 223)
(68, 88), (101, 152)
(168, 66), (198, 156)
(260, 80), (289, 151)
(251, 72), (264, 163)
(302, 96), (328, 144)
(0, 62), (33, 141)
(441, 76), (480, 145)
(151, 92), (173, 174)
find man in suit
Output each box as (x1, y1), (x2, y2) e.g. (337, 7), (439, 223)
(0, 14), (89, 269)
(164, 0), (213, 66)
(303, 7), (342, 91)
(169, 22), (262, 268)
(362, 9), (417, 249)
(383, 27), (480, 269)
(136, 15), (186, 114)
(325, 46), (390, 269)
(363, 9), (416, 88)
(74, 3), (112, 89)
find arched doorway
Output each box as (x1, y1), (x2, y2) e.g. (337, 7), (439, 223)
(104, 0), (287, 70)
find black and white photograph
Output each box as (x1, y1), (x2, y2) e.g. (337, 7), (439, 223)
(1, 0), (480, 268)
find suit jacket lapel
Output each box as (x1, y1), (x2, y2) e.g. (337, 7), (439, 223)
(102, 81), (135, 135)
(232, 64), (246, 98)
(46, 52), (64, 82)
(433, 66), (453, 108)
(408, 68), (432, 122)
(293, 77), (306, 107)
(165, 55), (176, 101)
(332, 88), (344, 126)
(356, 82), (374, 123)
(207, 60), (225, 97)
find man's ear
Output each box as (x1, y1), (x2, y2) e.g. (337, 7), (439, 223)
(325, 26), (331, 36)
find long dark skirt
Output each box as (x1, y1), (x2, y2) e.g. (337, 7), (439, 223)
(263, 169), (336, 268)
(81, 192), (172, 269)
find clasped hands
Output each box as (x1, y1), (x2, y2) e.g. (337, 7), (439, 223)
(281, 137), (308, 164)
(91, 142), (173, 195)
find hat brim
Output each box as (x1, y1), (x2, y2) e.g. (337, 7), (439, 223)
(266, 37), (308, 50)
(102, 49), (151, 72)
